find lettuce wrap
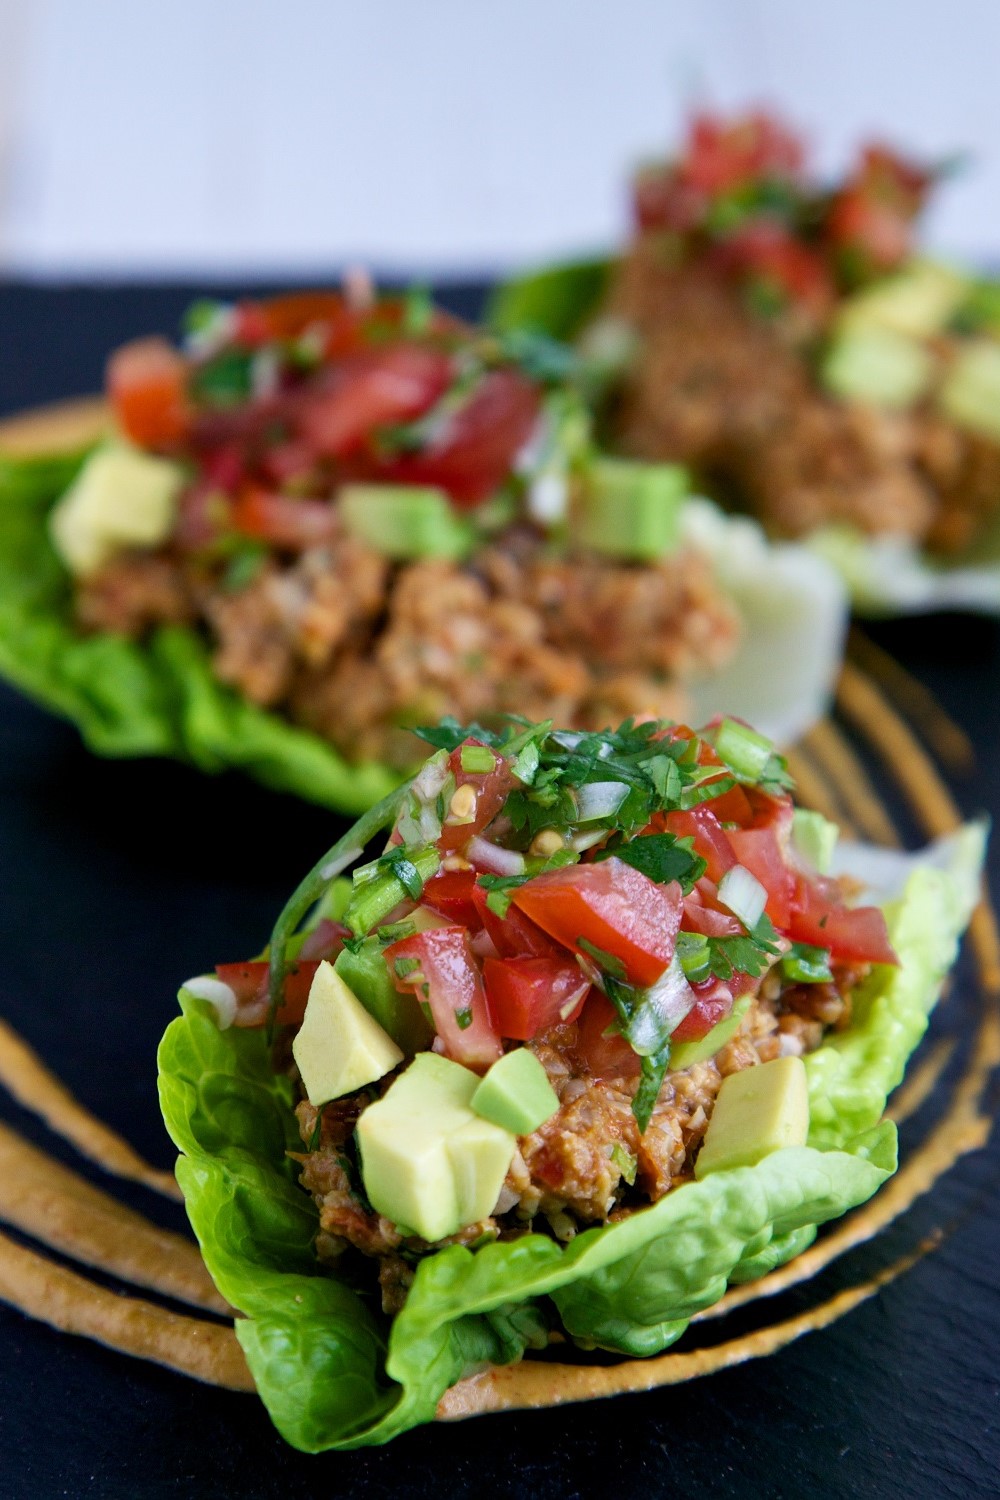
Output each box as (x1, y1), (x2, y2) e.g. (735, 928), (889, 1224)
(488, 260), (1000, 617)
(0, 438), (845, 811)
(157, 720), (985, 1450)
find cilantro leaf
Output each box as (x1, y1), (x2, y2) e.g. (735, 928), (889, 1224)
(592, 833), (705, 890)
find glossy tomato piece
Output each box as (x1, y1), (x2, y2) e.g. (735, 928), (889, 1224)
(384, 926), (501, 1070)
(107, 337), (191, 449)
(483, 956), (589, 1040)
(471, 881), (567, 961)
(299, 345), (452, 458)
(512, 858), (683, 989)
(378, 368), (541, 507)
(669, 976), (734, 1043)
(728, 825), (793, 928)
(230, 487), (336, 549)
(787, 876), (897, 966)
(662, 807), (736, 886)
(576, 991), (640, 1081)
(682, 110), (804, 195)
(217, 958), (321, 1028)
(422, 868), (481, 928)
(681, 891), (743, 939)
(439, 741), (516, 856)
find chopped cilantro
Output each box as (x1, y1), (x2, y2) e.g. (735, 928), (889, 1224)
(593, 832), (705, 891)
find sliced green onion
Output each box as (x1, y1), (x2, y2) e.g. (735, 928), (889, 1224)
(460, 745), (496, 774)
(574, 781), (630, 823)
(717, 864), (767, 931)
(466, 838), (525, 876)
(712, 718), (775, 781)
(344, 846), (440, 936)
(511, 738), (541, 786)
(782, 942), (834, 984)
(676, 930), (711, 983)
(394, 956), (422, 980)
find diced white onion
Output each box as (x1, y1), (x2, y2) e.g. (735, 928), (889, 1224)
(183, 976), (238, 1030)
(717, 864), (767, 931)
(569, 829), (610, 852)
(575, 781), (630, 823)
(632, 955), (696, 1054)
(527, 471), (569, 524)
(466, 838), (526, 876)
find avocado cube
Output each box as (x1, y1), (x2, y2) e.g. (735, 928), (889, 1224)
(576, 457), (687, 561)
(939, 340), (1000, 441)
(695, 1056), (809, 1179)
(669, 995), (752, 1072)
(334, 940), (432, 1056)
(49, 441), (185, 577)
(821, 327), (933, 409)
(791, 808), (839, 876)
(340, 483), (475, 561)
(470, 1049), (559, 1135)
(838, 260), (968, 340)
(356, 1053), (516, 1241)
(292, 961), (403, 1107)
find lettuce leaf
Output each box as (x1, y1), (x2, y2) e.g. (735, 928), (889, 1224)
(158, 825), (982, 1449)
(486, 257), (611, 341)
(0, 452), (398, 813)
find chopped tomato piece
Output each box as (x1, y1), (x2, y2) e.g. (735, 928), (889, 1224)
(107, 337), (191, 449)
(661, 807), (736, 886)
(512, 858), (683, 989)
(384, 926), (501, 1070)
(217, 959), (321, 1028)
(230, 487), (336, 549)
(787, 876), (897, 965)
(483, 956), (589, 1040)
(378, 368), (541, 507)
(669, 977), (734, 1043)
(422, 868), (481, 928)
(173, 482), (233, 552)
(727, 826), (793, 927)
(439, 741), (516, 856)
(682, 110), (804, 195)
(681, 892), (743, 939)
(471, 881), (567, 961)
(576, 992), (640, 1081)
(299, 345), (452, 458)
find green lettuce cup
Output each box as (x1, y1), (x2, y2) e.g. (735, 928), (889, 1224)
(157, 717), (985, 1449)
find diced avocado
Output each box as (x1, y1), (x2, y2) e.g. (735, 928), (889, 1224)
(939, 340), (1000, 441)
(791, 808), (839, 875)
(695, 1055), (809, 1179)
(48, 441), (185, 577)
(292, 961), (403, 1107)
(821, 326), (933, 409)
(357, 1053), (516, 1241)
(340, 484), (475, 561)
(471, 1049), (559, 1135)
(334, 939), (433, 1056)
(838, 260), (969, 340)
(576, 457), (686, 560)
(669, 995), (752, 1071)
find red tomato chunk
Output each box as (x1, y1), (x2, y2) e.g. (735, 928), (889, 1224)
(384, 926), (501, 1070)
(483, 956), (589, 1040)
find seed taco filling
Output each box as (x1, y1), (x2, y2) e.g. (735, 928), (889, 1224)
(159, 715), (984, 1449)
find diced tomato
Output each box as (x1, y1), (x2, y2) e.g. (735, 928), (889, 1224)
(669, 976), (734, 1043)
(483, 956), (589, 1040)
(199, 443), (246, 493)
(258, 440), (318, 490)
(576, 992), (640, 1081)
(378, 368), (541, 507)
(299, 345), (452, 458)
(787, 875), (897, 966)
(107, 337), (191, 449)
(727, 825), (793, 928)
(471, 881), (567, 961)
(661, 807), (736, 886)
(682, 110), (805, 196)
(512, 858), (683, 990)
(384, 926), (501, 1070)
(254, 292), (359, 350)
(715, 222), (834, 318)
(173, 482), (233, 552)
(217, 958), (320, 1028)
(230, 487), (336, 549)
(422, 868), (481, 928)
(681, 892), (743, 939)
(439, 741), (516, 856)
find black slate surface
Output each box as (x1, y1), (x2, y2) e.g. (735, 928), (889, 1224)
(0, 281), (998, 1500)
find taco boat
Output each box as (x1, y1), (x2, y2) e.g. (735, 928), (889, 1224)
(158, 714), (984, 1450)
(489, 110), (1000, 615)
(0, 288), (845, 812)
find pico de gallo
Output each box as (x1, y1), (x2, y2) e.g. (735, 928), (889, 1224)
(194, 714), (895, 1296)
(53, 285), (741, 769)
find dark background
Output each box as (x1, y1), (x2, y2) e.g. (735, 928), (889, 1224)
(0, 281), (997, 1500)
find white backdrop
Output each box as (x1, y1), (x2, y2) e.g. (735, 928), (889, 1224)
(1, 0), (998, 277)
